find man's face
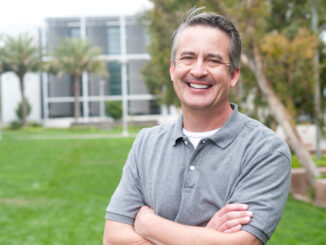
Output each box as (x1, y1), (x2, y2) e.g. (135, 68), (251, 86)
(170, 25), (239, 112)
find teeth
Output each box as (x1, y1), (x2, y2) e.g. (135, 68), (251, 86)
(189, 83), (210, 89)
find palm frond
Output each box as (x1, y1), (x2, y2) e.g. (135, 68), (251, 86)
(2, 33), (42, 77)
(49, 38), (108, 78)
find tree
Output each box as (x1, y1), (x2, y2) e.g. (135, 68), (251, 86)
(0, 37), (4, 74)
(0, 39), (4, 139)
(2, 33), (42, 127)
(321, 40), (326, 133)
(143, 0), (324, 185)
(49, 38), (108, 122)
(215, 0), (323, 185)
(142, 0), (199, 107)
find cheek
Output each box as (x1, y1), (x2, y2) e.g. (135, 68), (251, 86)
(212, 72), (231, 85)
(174, 65), (189, 78)
(172, 79), (182, 94)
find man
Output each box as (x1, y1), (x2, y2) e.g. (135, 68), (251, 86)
(103, 8), (291, 245)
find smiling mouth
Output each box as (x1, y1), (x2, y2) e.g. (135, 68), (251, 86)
(187, 83), (212, 89)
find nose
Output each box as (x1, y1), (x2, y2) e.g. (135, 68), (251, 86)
(190, 59), (208, 78)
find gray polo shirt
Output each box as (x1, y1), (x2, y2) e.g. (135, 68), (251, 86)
(106, 104), (291, 244)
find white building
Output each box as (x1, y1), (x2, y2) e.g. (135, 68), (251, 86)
(0, 15), (169, 128)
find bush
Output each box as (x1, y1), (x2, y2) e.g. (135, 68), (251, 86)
(8, 121), (42, 130)
(9, 121), (23, 130)
(15, 98), (31, 121)
(106, 101), (122, 120)
(28, 122), (42, 128)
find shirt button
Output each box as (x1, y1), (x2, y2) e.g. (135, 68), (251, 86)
(189, 165), (195, 171)
(202, 140), (206, 144)
(184, 140), (189, 145)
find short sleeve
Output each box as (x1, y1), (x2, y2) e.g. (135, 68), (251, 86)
(105, 130), (146, 225)
(228, 151), (291, 244)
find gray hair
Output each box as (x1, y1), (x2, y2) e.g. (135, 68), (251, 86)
(171, 7), (241, 74)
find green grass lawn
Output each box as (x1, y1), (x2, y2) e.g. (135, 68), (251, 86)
(1, 124), (147, 140)
(0, 134), (134, 244)
(292, 155), (326, 168)
(0, 128), (326, 244)
(269, 195), (326, 245)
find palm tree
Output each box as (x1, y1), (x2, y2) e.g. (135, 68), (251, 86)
(0, 39), (5, 139)
(50, 38), (108, 122)
(0, 37), (4, 74)
(2, 33), (42, 127)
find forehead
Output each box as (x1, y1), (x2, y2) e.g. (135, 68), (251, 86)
(175, 25), (230, 57)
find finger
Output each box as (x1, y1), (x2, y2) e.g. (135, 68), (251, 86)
(207, 210), (253, 230)
(220, 216), (251, 232)
(216, 203), (249, 217)
(220, 211), (253, 224)
(223, 225), (242, 233)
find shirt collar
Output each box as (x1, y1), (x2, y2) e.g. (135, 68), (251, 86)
(208, 104), (245, 149)
(172, 115), (184, 146)
(171, 104), (245, 148)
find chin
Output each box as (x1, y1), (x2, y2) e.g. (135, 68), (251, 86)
(184, 102), (213, 111)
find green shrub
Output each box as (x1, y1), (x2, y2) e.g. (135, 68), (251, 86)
(106, 101), (122, 120)
(15, 98), (31, 121)
(9, 121), (23, 130)
(28, 122), (42, 128)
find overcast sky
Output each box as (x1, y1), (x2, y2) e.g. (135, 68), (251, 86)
(2, 1), (325, 41)
(0, 0), (152, 34)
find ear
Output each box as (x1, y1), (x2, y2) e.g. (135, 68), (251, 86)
(169, 62), (175, 82)
(230, 68), (240, 88)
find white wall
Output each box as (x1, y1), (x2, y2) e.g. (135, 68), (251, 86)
(1, 72), (41, 124)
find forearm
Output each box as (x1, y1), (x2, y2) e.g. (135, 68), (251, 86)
(136, 213), (261, 245)
(137, 214), (228, 245)
(103, 220), (154, 245)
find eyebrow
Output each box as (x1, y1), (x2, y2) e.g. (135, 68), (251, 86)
(179, 51), (196, 57)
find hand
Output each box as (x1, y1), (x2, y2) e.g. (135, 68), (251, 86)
(134, 206), (155, 236)
(206, 203), (253, 233)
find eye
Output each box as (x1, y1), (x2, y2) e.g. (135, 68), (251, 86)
(208, 59), (222, 64)
(181, 56), (194, 60)
(206, 58), (226, 68)
(179, 55), (195, 64)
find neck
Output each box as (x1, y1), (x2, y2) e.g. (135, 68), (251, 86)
(182, 103), (233, 132)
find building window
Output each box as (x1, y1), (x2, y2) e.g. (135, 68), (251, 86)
(70, 28), (81, 38)
(107, 27), (120, 54)
(108, 62), (121, 95)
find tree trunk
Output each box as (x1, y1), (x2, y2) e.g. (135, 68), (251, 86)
(241, 41), (321, 186)
(216, 0), (321, 186)
(73, 76), (80, 123)
(19, 74), (27, 127)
